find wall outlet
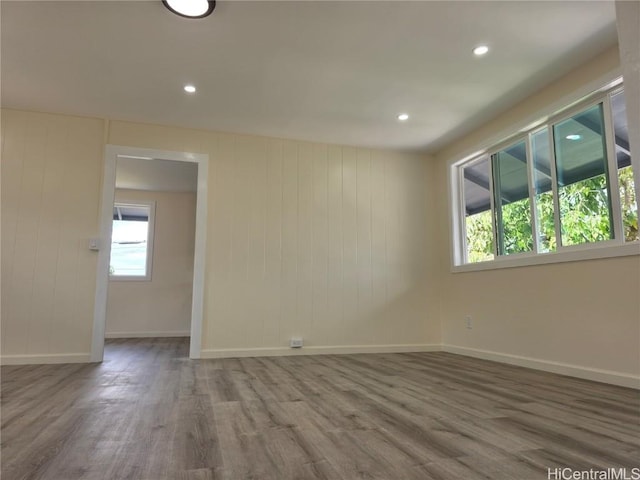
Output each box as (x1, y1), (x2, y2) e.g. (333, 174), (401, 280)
(465, 316), (473, 329)
(290, 338), (303, 348)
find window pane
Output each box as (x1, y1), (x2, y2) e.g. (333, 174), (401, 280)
(553, 103), (613, 246)
(531, 129), (556, 252)
(462, 156), (494, 262)
(492, 141), (534, 255)
(110, 205), (150, 276)
(611, 91), (638, 242)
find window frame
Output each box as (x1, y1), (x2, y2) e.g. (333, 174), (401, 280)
(548, 95), (618, 251)
(450, 81), (640, 272)
(488, 135), (533, 257)
(109, 200), (156, 282)
(459, 153), (495, 264)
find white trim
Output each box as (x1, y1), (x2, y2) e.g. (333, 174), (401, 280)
(190, 150), (208, 359)
(109, 200), (156, 281)
(91, 145), (208, 362)
(525, 134), (539, 254)
(91, 145), (118, 361)
(105, 331), (190, 338)
(603, 93), (624, 243)
(451, 162), (465, 266)
(4, 342), (637, 389)
(455, 154), (494, 265)
(201, 344), (441, 359)
(458, 162), (469, 264)
(546, 122), (563, 250)
(452, 240), (639, 272)
(442, 344), (640, 389)
(487, 154), (498, 258)
(1, 354), (91, 366)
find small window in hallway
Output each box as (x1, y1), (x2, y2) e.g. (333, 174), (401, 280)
(110, 202), (155, 279)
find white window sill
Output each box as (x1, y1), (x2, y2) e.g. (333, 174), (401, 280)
(452, 241), (640, 273)
(109, 275), (152, 282)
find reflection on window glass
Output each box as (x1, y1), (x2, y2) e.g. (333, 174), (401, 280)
(531, 129), (556, 252)
(553, 103), (613, 246)
(110, 204), (150, 277)
(492, 141), (534, 255)
(610, 91), (638, 242)
(462, 156), (494, 263)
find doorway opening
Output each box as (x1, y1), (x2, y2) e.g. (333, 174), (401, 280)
(92, 146), (208, 361)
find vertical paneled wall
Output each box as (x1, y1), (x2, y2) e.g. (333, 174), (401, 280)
(108, 121), (442, 354)
(1, 110), (104, 361)
(1, 113), (439, 362)
(206, 137), (435, 352)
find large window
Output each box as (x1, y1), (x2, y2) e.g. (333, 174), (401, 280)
(454, 84), (638, 266)
(109, 202), (155, 279)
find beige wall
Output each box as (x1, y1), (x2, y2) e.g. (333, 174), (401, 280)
(1, 113), (441, 362)
(107, 122), (442, 354)
(434, 46), (640, 379)
(106, 189), (196, 337)
(1, 110), (104, 362)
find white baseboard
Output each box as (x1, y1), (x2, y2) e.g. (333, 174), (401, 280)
(105, 331), (190, 338)
(200, 344), (441, 359)
(442, 344), (640, 389)
(2, 342), (636, 390)
(1, 353), (92, 366)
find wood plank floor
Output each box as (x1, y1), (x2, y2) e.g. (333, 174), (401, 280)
(2, 338), (639, 480)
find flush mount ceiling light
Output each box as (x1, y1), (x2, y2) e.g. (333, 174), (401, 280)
(163, 0), (215, 18)
(398, 113), (409, 121)
(566, 134), (582, 140)
(473, 45), (490, 56)
(184, 84), (196, 93)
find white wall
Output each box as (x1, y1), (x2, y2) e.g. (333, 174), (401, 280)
(105, 189), (196, 338)
(107, 122), (442, 356)
(434, 46), (640, 387)
(1, 110), (104, 363)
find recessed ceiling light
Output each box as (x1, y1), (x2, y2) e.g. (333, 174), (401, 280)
(566, 134), (582, 140)
(163, 0), (215, 19)
(184, 84), (196, 93)
(473, 45), (490, 56)
(398, 113), (409, 121)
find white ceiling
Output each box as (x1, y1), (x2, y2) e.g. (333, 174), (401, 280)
(116, 157), (198, 192)
(1, 1), (618, 153)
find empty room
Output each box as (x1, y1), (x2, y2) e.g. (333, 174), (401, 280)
(1, 1), (639, 479)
